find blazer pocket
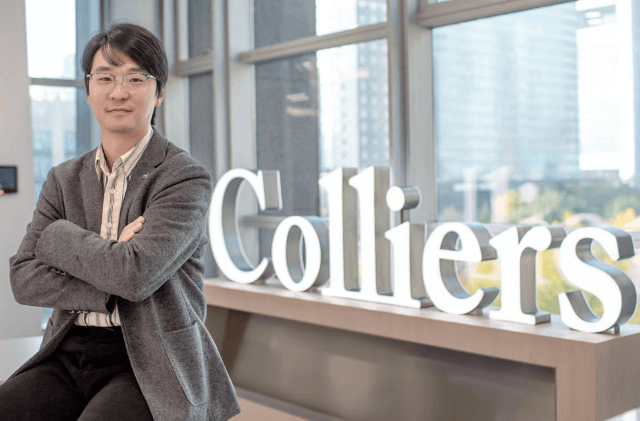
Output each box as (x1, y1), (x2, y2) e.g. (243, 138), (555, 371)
(161, 322), (207, 406)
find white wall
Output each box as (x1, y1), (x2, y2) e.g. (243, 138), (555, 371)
(0, 0), (44, 339)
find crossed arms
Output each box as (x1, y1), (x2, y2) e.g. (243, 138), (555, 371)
(9, 162), (212, 313)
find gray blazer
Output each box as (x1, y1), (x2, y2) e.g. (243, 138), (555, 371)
(8, 130), (241, 421)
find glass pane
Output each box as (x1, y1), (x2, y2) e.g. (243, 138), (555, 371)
(254, 39), (389, 257)
(433, 0), (640, 322)
(188, 0), (212, 57)
(25, 0), (76, 79)
(30, 86), (77, 201)
(254, 0), (387, 49)
(318, 40), (390, 173)
(433, 1), (636, 225)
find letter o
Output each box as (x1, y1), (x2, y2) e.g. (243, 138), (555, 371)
(272, 216), (329, 292)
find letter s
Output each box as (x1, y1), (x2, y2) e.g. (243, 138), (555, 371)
(558, 227), (637, 333)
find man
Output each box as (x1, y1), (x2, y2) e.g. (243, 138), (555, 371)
(0, 23), (240, 421)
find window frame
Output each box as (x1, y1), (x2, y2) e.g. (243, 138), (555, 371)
(199, 0), (574, 227)
(168, 0), (640, 248)
(161, 0), (640, 290)
(25, 0), (104, 330)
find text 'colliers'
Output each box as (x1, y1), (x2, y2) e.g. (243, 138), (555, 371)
(209, 167), (638, 334)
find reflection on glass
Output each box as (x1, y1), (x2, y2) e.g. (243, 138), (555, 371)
(317, 40), (389, 220)
(253, 39), (389, 262)
(318, 39), (389, 174)
(29, 86), (77, 201)
(434, 1), (637, 227)
(25, 0), (76, 79)
(434, 0), (640, 324)
(254, 0), (387, 48)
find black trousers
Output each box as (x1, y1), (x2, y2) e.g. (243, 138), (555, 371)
(0, 325), (153, 421)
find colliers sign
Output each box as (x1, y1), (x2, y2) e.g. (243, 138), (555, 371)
(209, 167), (638, 334)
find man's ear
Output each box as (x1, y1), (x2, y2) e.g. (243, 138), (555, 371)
(155, 90), (164, 107)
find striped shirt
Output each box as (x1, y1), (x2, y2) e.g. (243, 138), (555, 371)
(74, 127), (153, 327)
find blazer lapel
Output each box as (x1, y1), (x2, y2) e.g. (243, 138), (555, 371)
(80, 153), (104, 235)
(117, 130), (168, 238)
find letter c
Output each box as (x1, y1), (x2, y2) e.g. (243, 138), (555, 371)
(209, 169), (282, 284)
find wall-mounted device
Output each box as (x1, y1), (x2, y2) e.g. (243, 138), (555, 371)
(0, 166), (17, 193)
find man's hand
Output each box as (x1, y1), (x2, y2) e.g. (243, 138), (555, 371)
(118, 216), (145, 242)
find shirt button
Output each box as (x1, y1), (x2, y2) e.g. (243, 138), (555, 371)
(111, 188), (115, 194)
(107, 222), (112, 228)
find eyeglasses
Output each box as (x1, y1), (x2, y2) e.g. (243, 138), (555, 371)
(86, 73), (156, 94)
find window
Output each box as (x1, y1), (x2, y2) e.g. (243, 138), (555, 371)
(249, 1), (389, 258)
(64, 131), (76, 161)
(173, 0), (640, 328)
(25, 0), (100, 200)
(187, 0), (215, 178)
(434, 1), (637, 228)
(430, 0), (640, 323)
(254, 0), (387, 49)
(29, 86), (77, 199)
(25, 0), (100, 330)
(177, 0), (218, 279)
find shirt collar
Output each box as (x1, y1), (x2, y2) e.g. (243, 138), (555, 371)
(95, 127), (153, 181)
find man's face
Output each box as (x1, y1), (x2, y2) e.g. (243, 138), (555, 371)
(87, 49), (164, 137)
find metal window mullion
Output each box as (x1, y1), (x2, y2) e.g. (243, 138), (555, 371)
(387, 0), (437, 224)
(212, 0), (230, 179)
(176, 0), (189, 62)
(387, 0), (408, 228)
(174, 52), (214, 77)
(238, 22), (388, 65)
(30, 78), (85, 88)
(100, 0), (110, 28)
(418, 0), (574, 28)
(162, 0), (190, 154)
(224, 0), (259, 265)
(162, 0), (177, 69)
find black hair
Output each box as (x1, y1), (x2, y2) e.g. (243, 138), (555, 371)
(82, 23), (168, 125)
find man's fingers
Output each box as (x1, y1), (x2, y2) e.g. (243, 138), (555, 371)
(117, 217), (146, 242)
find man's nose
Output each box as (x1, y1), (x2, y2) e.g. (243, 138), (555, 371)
(109, 78), (129, 98)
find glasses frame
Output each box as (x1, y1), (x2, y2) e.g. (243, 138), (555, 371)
(86, 72), (157, 94)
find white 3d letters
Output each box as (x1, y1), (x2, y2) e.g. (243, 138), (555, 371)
(210, 167), (640, 333)
(422, 223), (499, 315)
(489, 226), (565, 325)
(209, 169), (282, 284)
(271, 216), (329, 292)
(318, 168), (359, 294)
(558, 227), (637, 333)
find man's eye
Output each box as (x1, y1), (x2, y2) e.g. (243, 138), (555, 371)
(129, 78), (144, 83)
(98, 77), (112, 82)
